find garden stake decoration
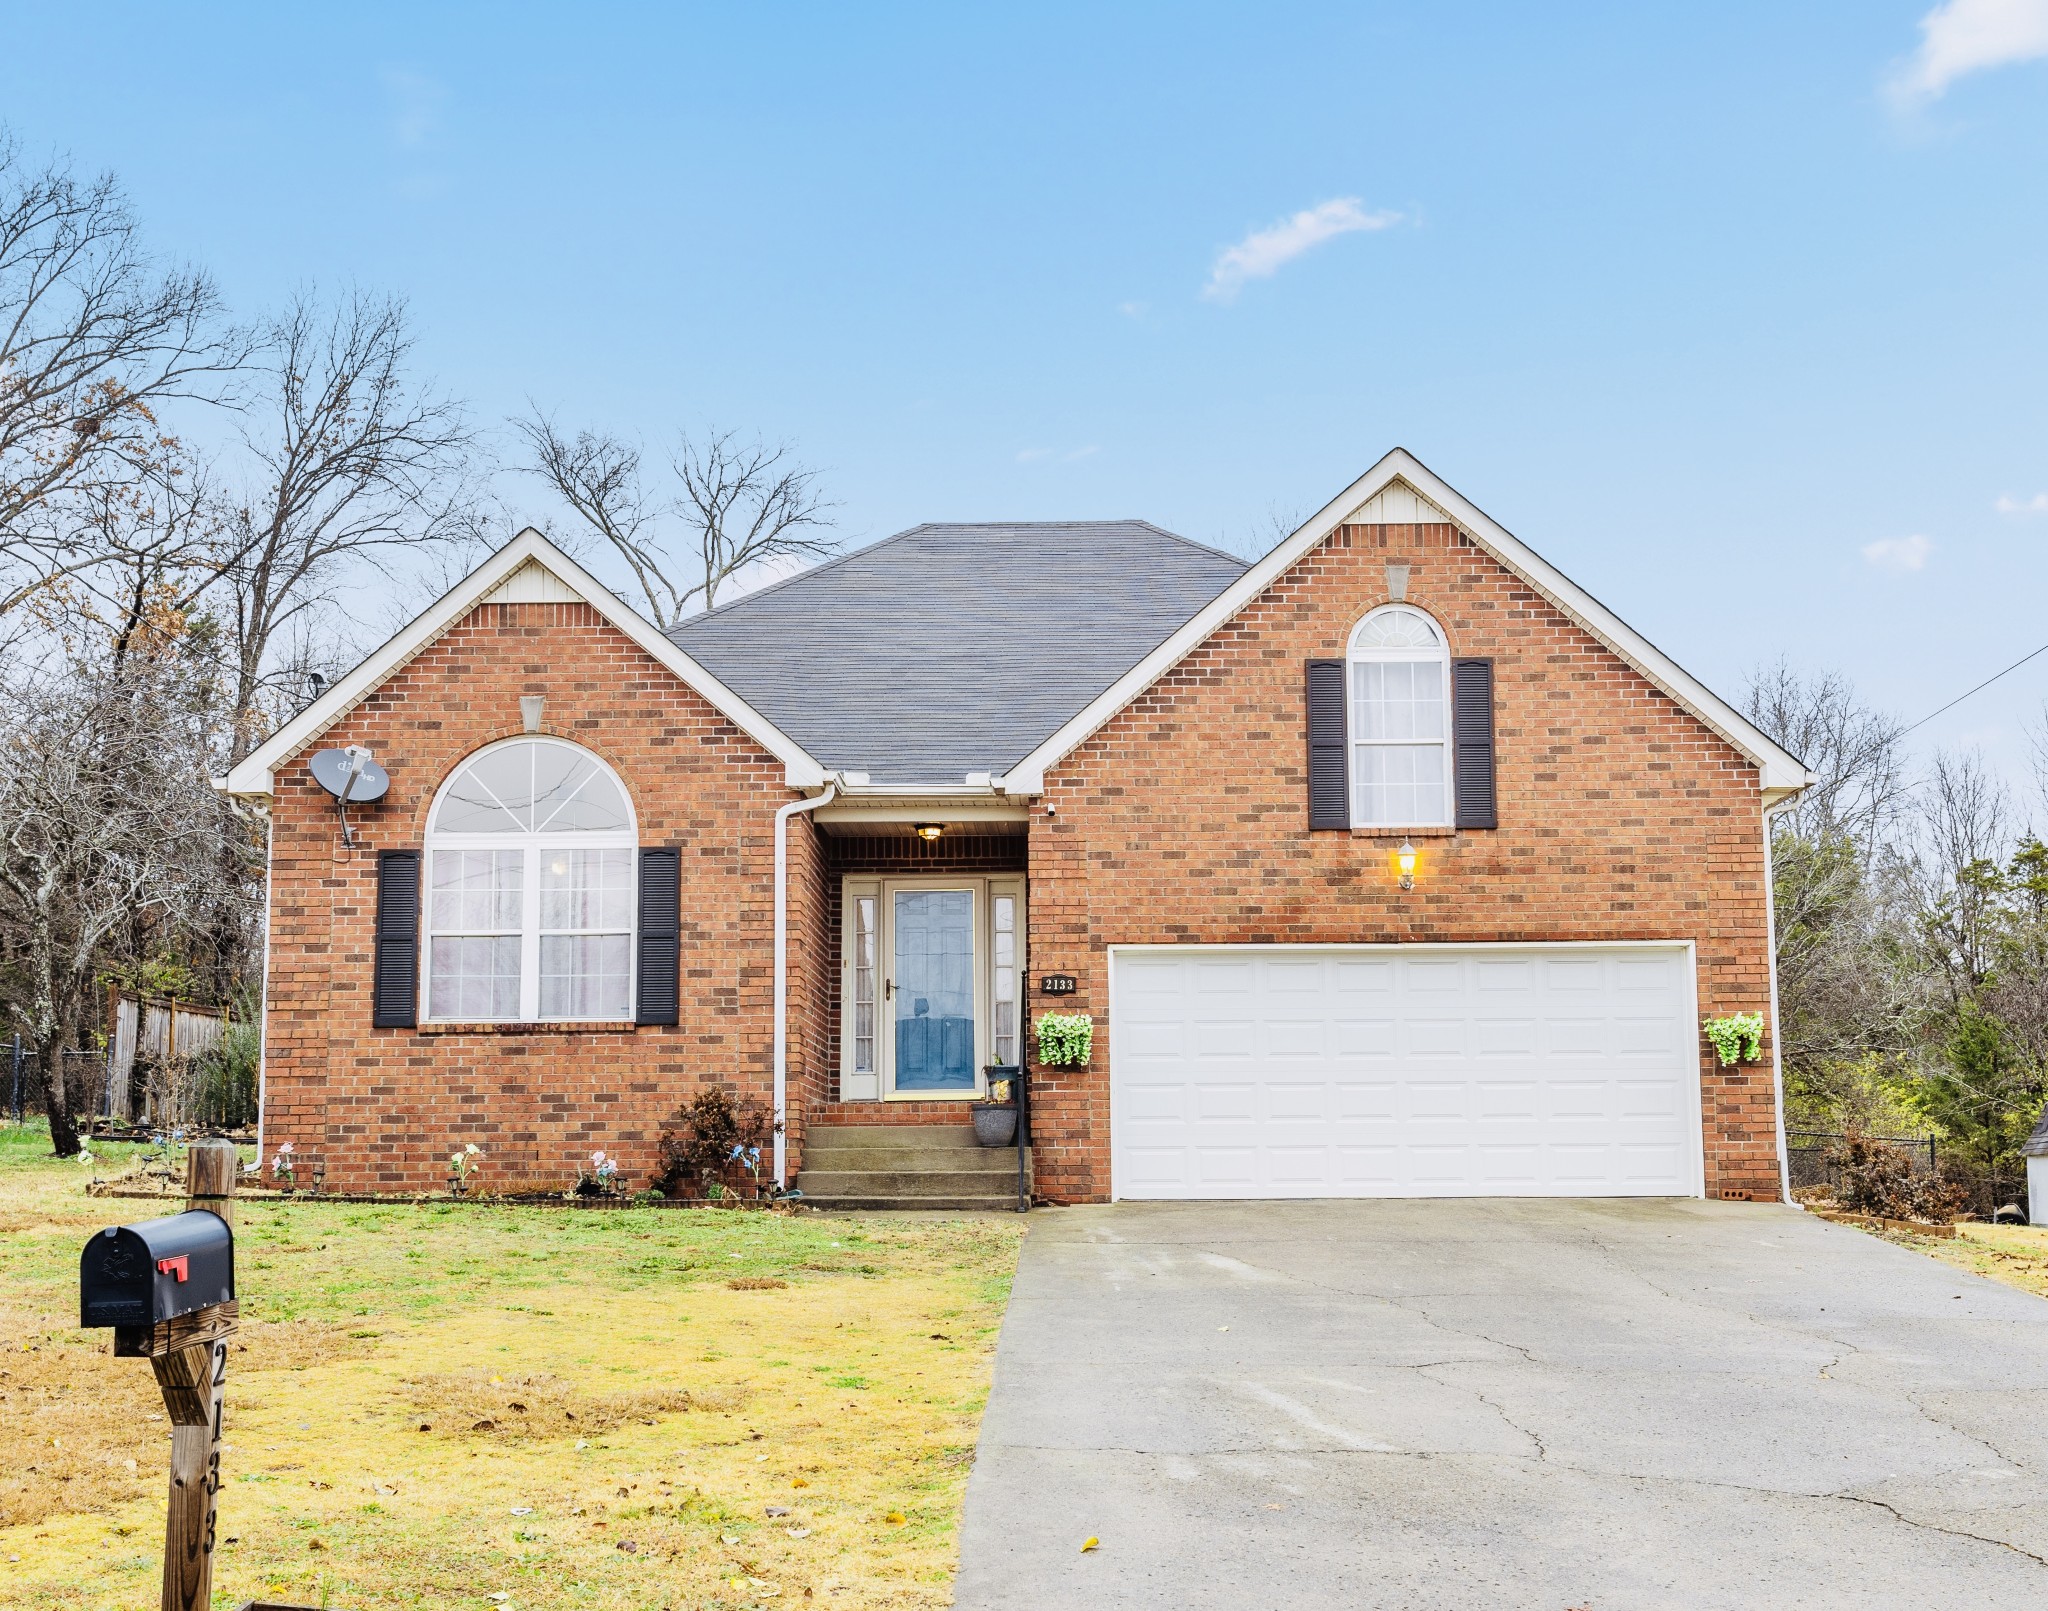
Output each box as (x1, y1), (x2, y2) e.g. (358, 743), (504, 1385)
(448, 1140), (483, 1197)
(1702, 1013), (1766, 1067)
(78, 1139), (239, 1611)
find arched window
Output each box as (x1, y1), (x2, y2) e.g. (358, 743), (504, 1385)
(1348, 605), (1453, 828)
(424, 738), (637, 1022)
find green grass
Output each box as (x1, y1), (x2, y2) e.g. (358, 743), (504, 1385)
(0, 1117), (1023, 1610)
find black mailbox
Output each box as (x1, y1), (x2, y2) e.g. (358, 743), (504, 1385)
(79, 1210), (235, 1329)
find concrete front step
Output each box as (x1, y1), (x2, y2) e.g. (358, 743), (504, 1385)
(799, 1168), (1019, 1197)
(799, 1194), (1023, 1212)
(802, 1147), (1018, 1175)
(795, 1123), (1026, 1212)
(805, 1124), (984, 1149)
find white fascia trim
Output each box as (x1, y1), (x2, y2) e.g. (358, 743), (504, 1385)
(223, 528), (829, 796)
(1004, 448), (1812, 798)
(814, 799), (1031, 824)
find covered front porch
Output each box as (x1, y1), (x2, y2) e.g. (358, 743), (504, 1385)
(792, 791), (1036, 1208)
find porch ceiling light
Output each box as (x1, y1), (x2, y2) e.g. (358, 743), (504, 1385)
(915, 822), (944, 842)
(1397, 840), (1417, 891)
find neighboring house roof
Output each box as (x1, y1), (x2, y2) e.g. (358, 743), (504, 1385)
(222, 530), (832, 797)
(667, 522), (1249, 787)
(1002, 448), (1815, 802)
(2025, 1109), (2048, 1158)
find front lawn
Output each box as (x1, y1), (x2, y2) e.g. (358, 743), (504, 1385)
(0, 1121), (1023, 1610)
(1871, 1216), (2048, 1298)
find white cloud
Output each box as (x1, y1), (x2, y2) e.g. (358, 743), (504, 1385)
(1863, 533), (1934, 571)
(1203, 198), (1399, 303)
(1996, 491), (2048, 513)
(1889, 0), (2048, 105)
(380, 65), (447, 149)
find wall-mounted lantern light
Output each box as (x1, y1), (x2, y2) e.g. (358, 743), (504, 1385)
(1397, 839), (1417, 891)
(915, 823), (944, 842)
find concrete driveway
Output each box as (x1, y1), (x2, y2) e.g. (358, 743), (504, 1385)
(953, 1199), (2048, 1610)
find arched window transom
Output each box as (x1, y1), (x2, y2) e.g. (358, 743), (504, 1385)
(1347, 605), (1453, 827)
(424, 738), (637, 1022)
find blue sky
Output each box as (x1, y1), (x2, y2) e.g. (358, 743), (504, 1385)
(6, 3), (2048, 789)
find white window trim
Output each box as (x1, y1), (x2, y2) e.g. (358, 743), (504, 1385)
(1347, 604), (1454, 830)
(422, 736), (639, 1023)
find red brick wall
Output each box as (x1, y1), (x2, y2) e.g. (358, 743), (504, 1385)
(1023, 522), (1780, 1204)
(261, 601), (812, 1195)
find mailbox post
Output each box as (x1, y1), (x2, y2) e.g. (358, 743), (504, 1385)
(80, 1138), (239, 1611)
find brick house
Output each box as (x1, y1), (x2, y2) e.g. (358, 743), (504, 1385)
(225, 449), (1809, 1205)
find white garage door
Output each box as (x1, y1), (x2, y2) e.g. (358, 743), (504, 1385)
(1109, 944), (1701, 1200)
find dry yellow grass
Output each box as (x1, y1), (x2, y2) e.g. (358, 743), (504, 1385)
(1907, 1219), (2048, 1297)
(0, 1123), (1023, 1609)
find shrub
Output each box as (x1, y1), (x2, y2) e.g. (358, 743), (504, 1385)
(654, 1087), (771, 1197)
(190, 1011), (260, 1128)
(1825, 1133), (1968, 1223)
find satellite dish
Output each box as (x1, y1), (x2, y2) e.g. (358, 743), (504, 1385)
(308, 747), (390, 804)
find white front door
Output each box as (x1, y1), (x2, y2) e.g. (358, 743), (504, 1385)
(841, 875), (1025, 1101)
(1109, 943), (1702, 1199)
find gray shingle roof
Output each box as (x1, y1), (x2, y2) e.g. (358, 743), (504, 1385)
(667, 521), (1248, 786)
(2025, 1108), (2048, 1158)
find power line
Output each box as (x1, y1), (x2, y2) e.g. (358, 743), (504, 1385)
(1900, 638), (2048, 737)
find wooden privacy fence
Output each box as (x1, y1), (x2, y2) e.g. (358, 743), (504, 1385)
(106, 992), (229, 1126)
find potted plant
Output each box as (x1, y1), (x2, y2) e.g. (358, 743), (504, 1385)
(1036, 1012), (1093, 1070)
(1702, 1013), (1765, 1067)
(973, 1067), (1021, 1147)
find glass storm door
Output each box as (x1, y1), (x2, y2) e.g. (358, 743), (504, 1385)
(890, 887), (978, 1093)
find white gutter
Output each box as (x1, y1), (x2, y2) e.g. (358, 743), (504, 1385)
(1762, 796), (1795, 1204)
(773, 780), (840, 1188)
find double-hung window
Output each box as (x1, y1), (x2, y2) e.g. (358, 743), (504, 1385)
(1348, 605), (1453, 828)
(424, 738), (637, 1022)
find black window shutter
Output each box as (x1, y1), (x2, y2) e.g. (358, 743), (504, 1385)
(636, 847), (681, 1026)
(1306, 658), (1349, 830)
(1453, 658), (1499, 830)
(372, 851), (421, 1028)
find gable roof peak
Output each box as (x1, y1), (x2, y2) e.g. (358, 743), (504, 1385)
(1002, 448), (1813, 803)
(222, 526), (829, 797)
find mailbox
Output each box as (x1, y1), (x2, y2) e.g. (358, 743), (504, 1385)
(79, 1210), (235, 1329)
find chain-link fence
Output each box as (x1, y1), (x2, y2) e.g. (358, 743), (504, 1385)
(1787, 1130), (2028, 1221)
(3, 1033), (255, 1135)
(1786, 1131), (1938, 1194)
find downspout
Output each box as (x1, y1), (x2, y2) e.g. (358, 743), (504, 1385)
(248, 796), (275, 1169)
(1762, 796), (1794, 1205)
(774, 779), (840, 1189)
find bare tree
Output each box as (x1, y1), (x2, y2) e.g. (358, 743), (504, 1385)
(1745, 660), (1910, 849)
(1742, 664), (1918, 1121)
(215, 288), (474, 758)
(671, 430), (838, 612)
(67, 450), (228, 669)
(0, 132), (242, 624)
(0, 655), (239, 1155)
(1907, 749), (2012, 1005)
(514, 414), (838, 625)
